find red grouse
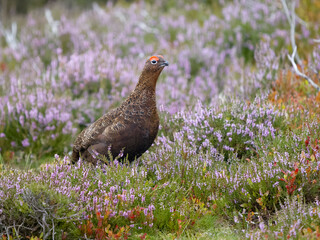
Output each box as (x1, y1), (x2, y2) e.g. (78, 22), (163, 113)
(72, 55), (169, 164)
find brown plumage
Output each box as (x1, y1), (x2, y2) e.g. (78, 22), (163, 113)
(72, 55), (169, 164)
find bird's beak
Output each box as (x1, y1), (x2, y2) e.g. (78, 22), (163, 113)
(160, 61), (169, 67)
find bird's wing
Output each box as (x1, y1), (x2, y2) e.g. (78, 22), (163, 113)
(73, 108), (119, 151)
(99, 104), (146, 142)
(73, 103), (150, 152)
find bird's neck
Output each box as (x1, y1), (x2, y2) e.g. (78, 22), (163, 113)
(124, 72), (159, 109)
(130, 84), (157, 106)
(135, 70), (161, 91)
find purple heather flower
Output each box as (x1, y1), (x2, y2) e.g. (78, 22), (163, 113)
(21, 138), (30, 147)
(144, 208), (148, 216)
(259, 222), (265, 232)
(148, 204), (155, 212)
(19, 115), (25, 126)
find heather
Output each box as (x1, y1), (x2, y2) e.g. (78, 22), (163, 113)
(1, 0), (320, 239)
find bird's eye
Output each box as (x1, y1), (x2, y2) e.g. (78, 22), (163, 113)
(151, 60), (157, 64)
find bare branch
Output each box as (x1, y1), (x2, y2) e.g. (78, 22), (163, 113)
(288, 1), (303, 65)
(280, 0), (292, 23)
(281, 0), (319, 87)
(52, 219), (55, 240)
(296, 15), (308, 27)
(13, 221), (22, 240)
(288, 47), (320, 91)
(281, 0), (304, 65)
(288, 1), (302, 64)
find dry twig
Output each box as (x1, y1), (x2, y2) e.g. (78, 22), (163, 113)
(287, 47), (320, 91)
(281, 0), (320, 91)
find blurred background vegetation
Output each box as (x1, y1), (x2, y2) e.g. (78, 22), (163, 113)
(0, 0), (224, 23)
(0, 0), (102, 20)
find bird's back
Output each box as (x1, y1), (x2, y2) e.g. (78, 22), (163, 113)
(72, 90), (159, 163)
(73, 108), (118, 151)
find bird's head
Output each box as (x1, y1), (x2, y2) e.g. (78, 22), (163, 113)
(144, 55), (169, 73)
(137, 55), (169, 90)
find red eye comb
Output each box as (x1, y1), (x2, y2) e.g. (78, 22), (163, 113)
(149, 56), (159, 61)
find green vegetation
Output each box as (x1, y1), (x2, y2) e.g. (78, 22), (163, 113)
(1, 0), (320, 239)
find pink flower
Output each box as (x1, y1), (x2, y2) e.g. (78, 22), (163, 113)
(21, 138), (30, 147)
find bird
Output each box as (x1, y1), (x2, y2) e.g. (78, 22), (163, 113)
(72, 55), (169, 164)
